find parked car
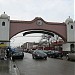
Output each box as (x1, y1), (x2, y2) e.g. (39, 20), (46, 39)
(43, 50), (51, 57)
(32, 50), (47, 59)
(12, 50), (24, 60)
(66, 52), (75, 60)
(48, 50), (63, 58)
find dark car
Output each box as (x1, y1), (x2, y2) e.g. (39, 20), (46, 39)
(32, 50), (47, 59)
(43, 50), (51, 57)
(12, 50), (24, 60)
(49, 50), (63, 58)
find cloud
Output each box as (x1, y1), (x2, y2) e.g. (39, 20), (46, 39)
(0, 0), (74, 22)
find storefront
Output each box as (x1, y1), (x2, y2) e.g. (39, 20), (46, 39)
(0, 43), (7, 59)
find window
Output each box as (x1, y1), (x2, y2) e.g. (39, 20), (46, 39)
(71, 25), (73, 29)
(70, 44), (74, 52)
(2, 22), (5, 26)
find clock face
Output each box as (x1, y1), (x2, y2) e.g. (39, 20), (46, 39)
(36, 20), (43, 26)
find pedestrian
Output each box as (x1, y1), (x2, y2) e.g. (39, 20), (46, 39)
(6, 49), (9, 58)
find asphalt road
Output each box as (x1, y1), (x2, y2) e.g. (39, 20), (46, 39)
(15, 53), (75, 75)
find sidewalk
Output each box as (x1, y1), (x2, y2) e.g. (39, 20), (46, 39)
(0, 59), (20, 75)
(9, 60), (20, 75)
(0, 59), (10, 75)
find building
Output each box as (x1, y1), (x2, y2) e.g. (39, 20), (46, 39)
(21, 42), (39, 50)
(0, 12), (10, 58)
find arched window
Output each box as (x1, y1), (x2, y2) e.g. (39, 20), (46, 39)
(71, 25), (73, 29)
(2, 22), (5, 26)
(70, 44), (74, 52)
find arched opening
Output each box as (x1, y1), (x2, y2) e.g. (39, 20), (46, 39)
(2, 22), (5, 26)
(10, 29), (64, 52)
(71, 25), (73, 29)
(70, 44), (74, 52)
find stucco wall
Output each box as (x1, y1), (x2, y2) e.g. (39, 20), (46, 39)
(10, 18), (67, 41)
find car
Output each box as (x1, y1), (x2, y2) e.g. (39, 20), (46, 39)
(48, 50), (63, 58)
(48, 50), (55, 58)
(32, 50), (47, 59)
(42, 50), (52, 57)
(66, 52), (75, 60)
(12, 50), (24, 60)
(42, 50), (48, 54)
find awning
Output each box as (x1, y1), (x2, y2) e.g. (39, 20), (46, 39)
(0, 44), (7, 47)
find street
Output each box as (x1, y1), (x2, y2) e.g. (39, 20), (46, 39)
(14, 53), (75, 75)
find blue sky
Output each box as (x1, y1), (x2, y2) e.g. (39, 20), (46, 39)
(0, 0), (74, 47)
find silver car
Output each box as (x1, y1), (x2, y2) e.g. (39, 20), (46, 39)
(67, 52), (75, 60)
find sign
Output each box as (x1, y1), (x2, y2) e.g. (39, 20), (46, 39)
(0, 44), (7, 47)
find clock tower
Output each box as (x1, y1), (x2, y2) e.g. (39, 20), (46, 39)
(0, 12), (10, 47)
(63, 16), (75, 53)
